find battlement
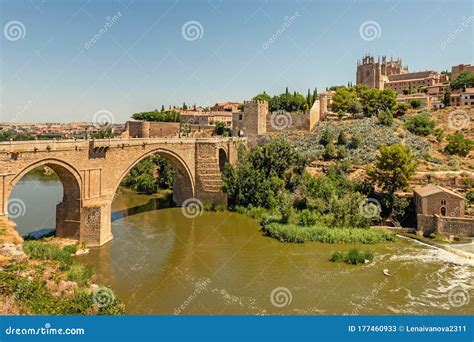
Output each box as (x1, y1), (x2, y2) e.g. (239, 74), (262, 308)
(243, 100), (268, 105)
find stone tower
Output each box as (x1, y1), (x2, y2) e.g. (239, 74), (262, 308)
(356, 54), (407, 90)
(232, 100), (268, 139)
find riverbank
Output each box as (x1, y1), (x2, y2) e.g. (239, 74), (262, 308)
(0, 225), (124, 315)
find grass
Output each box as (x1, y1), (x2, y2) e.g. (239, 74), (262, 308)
(2, 240), (125, 314)
(262, 222), (396, 244)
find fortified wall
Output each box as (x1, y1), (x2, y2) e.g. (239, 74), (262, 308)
(122, 121), (180, 138)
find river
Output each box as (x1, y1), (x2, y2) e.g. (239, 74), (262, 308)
(9, 174), (473, 315)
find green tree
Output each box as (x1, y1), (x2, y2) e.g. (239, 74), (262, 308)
(443, 87), (451, 107)
(131, 110), (180, 122)
(213, 121), (231, 137)
(444, 133), (474, 157)
(405, 112), (436, 136)
(451, 72), (474, 91)
(392, 102), (410, 117)
(368, 144), (418, 195)
(253, 92), (272, 102)
(409, 99), (422, 109)
(331, 87), (362, 114)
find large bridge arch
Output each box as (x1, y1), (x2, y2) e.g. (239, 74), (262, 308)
(6, 158), (83, 239)
(111, 147), (195, 205)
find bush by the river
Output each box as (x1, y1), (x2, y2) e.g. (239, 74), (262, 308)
(330, 248), (374, 264)
(261, 223), (395, 244)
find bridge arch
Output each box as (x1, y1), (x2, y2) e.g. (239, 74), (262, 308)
(112, 148), (195, 205)
(7, 158), (82, 239)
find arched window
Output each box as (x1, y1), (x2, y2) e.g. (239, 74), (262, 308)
(441, 199), (446, 205)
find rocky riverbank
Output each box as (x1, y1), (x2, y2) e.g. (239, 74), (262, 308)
(0, 220), (124, 315)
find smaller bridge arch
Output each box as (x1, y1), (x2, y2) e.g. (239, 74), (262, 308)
(6, 158), (83, 239)
(111, 147), (195, 205)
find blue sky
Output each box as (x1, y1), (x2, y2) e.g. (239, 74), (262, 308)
(0, 0), (473, 123)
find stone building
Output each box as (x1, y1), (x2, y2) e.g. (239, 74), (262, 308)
(210, 101), (241, 112)
(451, 64), (474, 80)
(356, 54), (448, 94)
(414, 184), (474, 237)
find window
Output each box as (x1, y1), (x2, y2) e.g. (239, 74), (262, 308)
(441, 200), (446, 205)
(239, 114), (243, 120)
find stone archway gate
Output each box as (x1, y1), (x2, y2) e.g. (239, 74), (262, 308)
(0, 137), (241, 246)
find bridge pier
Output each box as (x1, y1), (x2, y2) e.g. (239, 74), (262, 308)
(80, 198), (113, 247)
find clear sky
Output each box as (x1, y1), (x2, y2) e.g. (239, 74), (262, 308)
(0, 0), (473, 123)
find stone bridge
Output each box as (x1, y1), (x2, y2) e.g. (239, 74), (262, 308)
(0, 137), (241, 246)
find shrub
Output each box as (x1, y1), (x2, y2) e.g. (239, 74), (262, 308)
(319, 129), (333, 146)
(393, 102), (410, 117)
(337, 131), (348, 145)
(344, 248), (374, 265)
(324, 143), (337, 160)
(377, 110), (394, 126)
(297, 209), (319, 226)
(349, 134), (361, 149)
(66, 264), (92, 284)
(330, 251), (344, 262)
(444, 132), (473, 157)
(23, 241), (73, 269)
(405, 113), (436, 136)
(409, 99), (422, 109)
(63, 244), (78, 255)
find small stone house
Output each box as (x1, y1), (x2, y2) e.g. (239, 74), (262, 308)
(414, 184), (474, 237)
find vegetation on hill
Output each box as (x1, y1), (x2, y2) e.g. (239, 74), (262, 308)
(330, 85), (397, 117)
(222, 138), (397, 243)
(289, 117), (430, 164)
(131, 110), (181, 122)
(253, 87), (315, 113)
